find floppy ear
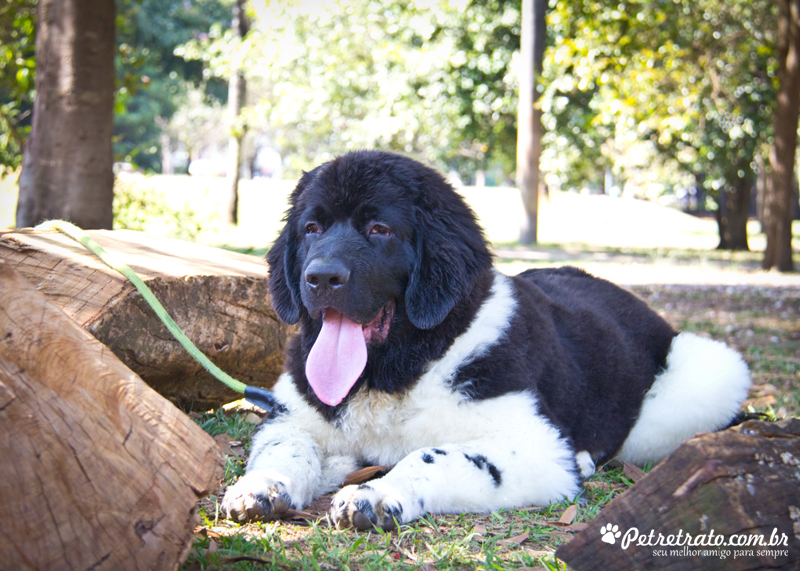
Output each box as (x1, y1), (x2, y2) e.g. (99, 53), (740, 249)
(405, 196), (493, 330)
(267, 221), (301, 324)
(266, 167), (325, 324)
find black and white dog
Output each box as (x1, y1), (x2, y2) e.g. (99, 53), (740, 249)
(222, 150), (751, 530)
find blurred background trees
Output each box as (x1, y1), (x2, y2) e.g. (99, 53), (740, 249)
(0, 0), (797, 266)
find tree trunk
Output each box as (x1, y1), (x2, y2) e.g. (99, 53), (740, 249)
(516, 0), (546, 244)
(0, 228), (293, 410)
(763, 0), (800, 272)
(557, 419), (800, 571)
(756, 154), (767, 231)
(225, 0), (249, 225)
(716, 176), (751, 251)
(16, 0), (115, 230)
(0, 260), (223, 571)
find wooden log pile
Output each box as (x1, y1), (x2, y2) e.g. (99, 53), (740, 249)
(0, 228), (294, 410)
(557, 418), (800, 570)
(0, 260), (224, 571)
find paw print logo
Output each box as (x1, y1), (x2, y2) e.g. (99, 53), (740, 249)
(600, 523), (622, 545)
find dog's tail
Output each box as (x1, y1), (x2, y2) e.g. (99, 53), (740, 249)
(617, 332), (752, 466)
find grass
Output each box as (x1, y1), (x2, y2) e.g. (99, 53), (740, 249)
(185, 404), (644, 571)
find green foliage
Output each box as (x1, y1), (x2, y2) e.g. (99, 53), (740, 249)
(179, 0), (523, 179)
(0, 0), (36, 169)
(114, 0), (232, 171)
(546, 0), (777, 198)
(112, 176), (203, 240)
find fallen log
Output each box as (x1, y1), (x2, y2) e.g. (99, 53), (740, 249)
(0, 260), (224, 571)
(0, 228), (294, 410)
(557, 418), (800, 570)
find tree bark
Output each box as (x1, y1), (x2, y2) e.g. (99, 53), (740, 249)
(516, 0), (546, 244)
(0, 228), (293, 410)
(16, 0), (115, 229)
(716, 176), (751, 251)
(557, 419), (800, 570)
(763, 0), (800, 272)
(225, 0), (249, 225)
(0, 260), (223, 571)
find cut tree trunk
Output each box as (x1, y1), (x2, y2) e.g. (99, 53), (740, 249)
(557, 419), (800, 570)
(0, 228), (294, 410)
(0, 260), (223, 571)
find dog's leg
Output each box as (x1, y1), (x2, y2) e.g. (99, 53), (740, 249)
(221, 419), (322, 522)
(222, 418), (359, 522)
(329, 438), (580, 530)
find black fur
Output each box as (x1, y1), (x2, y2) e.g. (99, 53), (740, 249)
(463, 453), (503, 487)
(267, 150), (678, 460)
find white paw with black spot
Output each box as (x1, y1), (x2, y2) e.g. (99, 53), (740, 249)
(329, 482), (405, 531)
(222, 471), (293, 523)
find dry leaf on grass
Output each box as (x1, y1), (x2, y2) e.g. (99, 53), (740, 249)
(583, 481), (611, 493)
(472, 523), (487, 538)
(213, 433), (231, 455)
(343, 465), (389, 486)
(755, 384), (780, 396)
(622, 460), (646, 482)
(498, 531), (529, 546)
(243, 412), (263, 424)
(562, 522), (589, 533)
(283, 509), (318, 521)
(558, 504), (578, 524)
(744, 395), (776, 408)
(545, 504), (579, 527)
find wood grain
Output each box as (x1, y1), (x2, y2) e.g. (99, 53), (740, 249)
(557, 419), (800, 570)
(0, 260), (224, 571)
(0, 228), (294, 409)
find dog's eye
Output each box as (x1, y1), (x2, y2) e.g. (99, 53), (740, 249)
(305, 223), (320, 235)
(369, 224), (391, 236)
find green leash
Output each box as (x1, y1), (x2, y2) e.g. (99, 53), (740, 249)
(37, 220), (282, 414)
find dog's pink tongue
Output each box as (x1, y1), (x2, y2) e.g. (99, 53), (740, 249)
(306, 309), (367, 406)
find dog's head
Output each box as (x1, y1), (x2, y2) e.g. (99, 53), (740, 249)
(267, 151), (492, 405)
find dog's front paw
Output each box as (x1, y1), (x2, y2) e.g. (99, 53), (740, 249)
(329, 482), (408, 531)
(222, 470), (293, 523)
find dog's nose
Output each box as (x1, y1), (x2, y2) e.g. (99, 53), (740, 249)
(304, 259), (350, 291)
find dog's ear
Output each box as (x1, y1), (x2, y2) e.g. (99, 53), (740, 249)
(267, 169), (323, 324)
(405, 191), (492, 330)
(266, 221), (301, 324)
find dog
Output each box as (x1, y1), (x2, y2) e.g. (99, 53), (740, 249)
(222, 150), (751, 530)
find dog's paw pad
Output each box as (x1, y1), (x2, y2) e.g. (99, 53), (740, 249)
(330, 485), (405, 531)
(222, 472), (292, 523)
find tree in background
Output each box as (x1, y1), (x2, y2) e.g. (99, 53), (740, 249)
(181, 0), (523, 179)
(16, 0), (116, 229)
(224, 0), (249, 225)
(516, 0), (546, 244)
(763, 0), (800, 272)
(547, 0), (776, 252)
(114, 0), (231, 173)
